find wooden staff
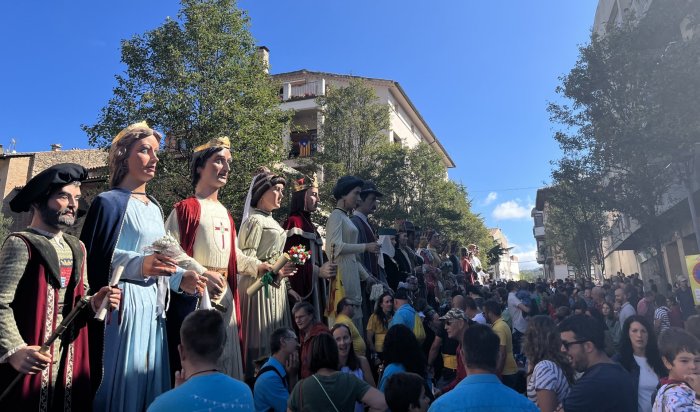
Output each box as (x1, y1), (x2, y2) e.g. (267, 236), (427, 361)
(0, 296), (90, 403)
(326, 244), (336, 315)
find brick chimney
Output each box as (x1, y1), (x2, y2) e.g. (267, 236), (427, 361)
(50, 143), (62, 151)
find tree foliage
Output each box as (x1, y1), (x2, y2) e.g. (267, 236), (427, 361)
(486, 241), (507, 268)
(366, 143), (492, 250)
(314, 78), (391, 183)
(546, 159), (609, 280)
(313, 79), (492, 250)
(82, 0), (291, 219)
(548, 1), (700, 278)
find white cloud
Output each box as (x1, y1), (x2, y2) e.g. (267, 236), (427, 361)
(492, 200), (533, 220)
(511, 244), (539, 270)
(482, 192), (498, 205)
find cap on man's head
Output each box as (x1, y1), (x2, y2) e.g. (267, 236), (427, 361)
(394, 288), (410, 300)
(440, 308), (468, 321)
(10, 163), (88, 213)
(360, 181), (384, 197)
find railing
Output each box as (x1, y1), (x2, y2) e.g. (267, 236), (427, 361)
(290, 81), (319, 99)
(280, 79), (326, 101)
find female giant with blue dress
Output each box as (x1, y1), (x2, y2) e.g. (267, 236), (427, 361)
(81, 122), (204, 411)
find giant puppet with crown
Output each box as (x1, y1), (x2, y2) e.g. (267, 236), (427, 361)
(282, 173), (337, 321)
(163, 136), (268, 382)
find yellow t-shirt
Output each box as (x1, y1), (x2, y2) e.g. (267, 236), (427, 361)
(335, 314), (367, 357)
(366, 313), (390, 353)
(492, 318), (518, 376)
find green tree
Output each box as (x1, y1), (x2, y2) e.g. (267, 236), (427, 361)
(314, 78), (390, 206)
(549, 1), (700, 279)
(545, 160), (609, 280)
(313, 78), (490, 250)
(366, 142), (492, 251)
(83, 0), (291, 219)
(486, 241), (507, 268)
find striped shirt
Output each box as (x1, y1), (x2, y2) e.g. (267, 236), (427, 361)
(527, 360), (571, 407)
(654, 306), (671, 334)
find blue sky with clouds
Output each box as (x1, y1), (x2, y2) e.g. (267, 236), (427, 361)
(0, 1), (598, 269)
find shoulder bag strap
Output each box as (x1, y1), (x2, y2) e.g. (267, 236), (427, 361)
(312, 374), (340, 412)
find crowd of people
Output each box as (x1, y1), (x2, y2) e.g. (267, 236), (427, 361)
(0, 121), (699, 411)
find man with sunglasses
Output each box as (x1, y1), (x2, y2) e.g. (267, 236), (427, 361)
(558, 314), (635, 412)
(433, 308), (474, 396)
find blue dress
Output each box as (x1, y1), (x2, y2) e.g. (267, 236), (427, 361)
(86, 193), (185, 411)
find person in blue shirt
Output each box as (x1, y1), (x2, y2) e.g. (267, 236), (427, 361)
(429, 324), (538, 412)
(148, 310), (254, 411)
(254, 327), (299, 412)
(389, 288), (416, 330)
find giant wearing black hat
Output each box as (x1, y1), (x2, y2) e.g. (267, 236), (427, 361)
(0, 162), (120, 411)
(9, 163), (88, 213)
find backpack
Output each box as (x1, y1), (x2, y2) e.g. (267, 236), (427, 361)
(252, 364), (288, 393)
(413, 313), (426, 344)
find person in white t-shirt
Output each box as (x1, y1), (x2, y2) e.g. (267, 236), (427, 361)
(615, 316), (666, 412)
(507, 281), (530, 358)
(464, 296), (487, 325)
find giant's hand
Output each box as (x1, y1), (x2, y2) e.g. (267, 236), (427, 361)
(93, 286), (121, 312)
(202, 271), (226, 297)
(142, 253), (178, 277)
(278, 262), (298, 278)
(364, 242), (380, 254)
(8, 346), (51, 374)
(319, 262), (337, 279)
(257, 263), (272, 277)
(179, 270), (206, 295)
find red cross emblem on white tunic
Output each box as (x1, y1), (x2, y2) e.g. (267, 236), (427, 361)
(213, 220), (230, 250)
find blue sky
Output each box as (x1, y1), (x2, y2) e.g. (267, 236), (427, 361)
(0, 1), (597, 269)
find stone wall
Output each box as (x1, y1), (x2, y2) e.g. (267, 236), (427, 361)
(30, 149), (107, 178)
(0, 149), (108, 234)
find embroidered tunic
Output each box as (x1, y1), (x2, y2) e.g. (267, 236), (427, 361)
(0, 229), (91, 412)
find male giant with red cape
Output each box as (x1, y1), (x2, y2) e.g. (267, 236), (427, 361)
(164, 137), (271, 381)
(0, 164), (119, 411)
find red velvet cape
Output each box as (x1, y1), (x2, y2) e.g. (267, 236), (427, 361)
(0, 232), (91, 411)
(282, 212), (318, 301)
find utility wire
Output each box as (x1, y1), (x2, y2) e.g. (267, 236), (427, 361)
(468, 186), (542, 193)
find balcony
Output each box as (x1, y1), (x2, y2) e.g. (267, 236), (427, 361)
(533, 226), (545, 238)
(288, 130), (318, 159)
(280, 79), (326, 102)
